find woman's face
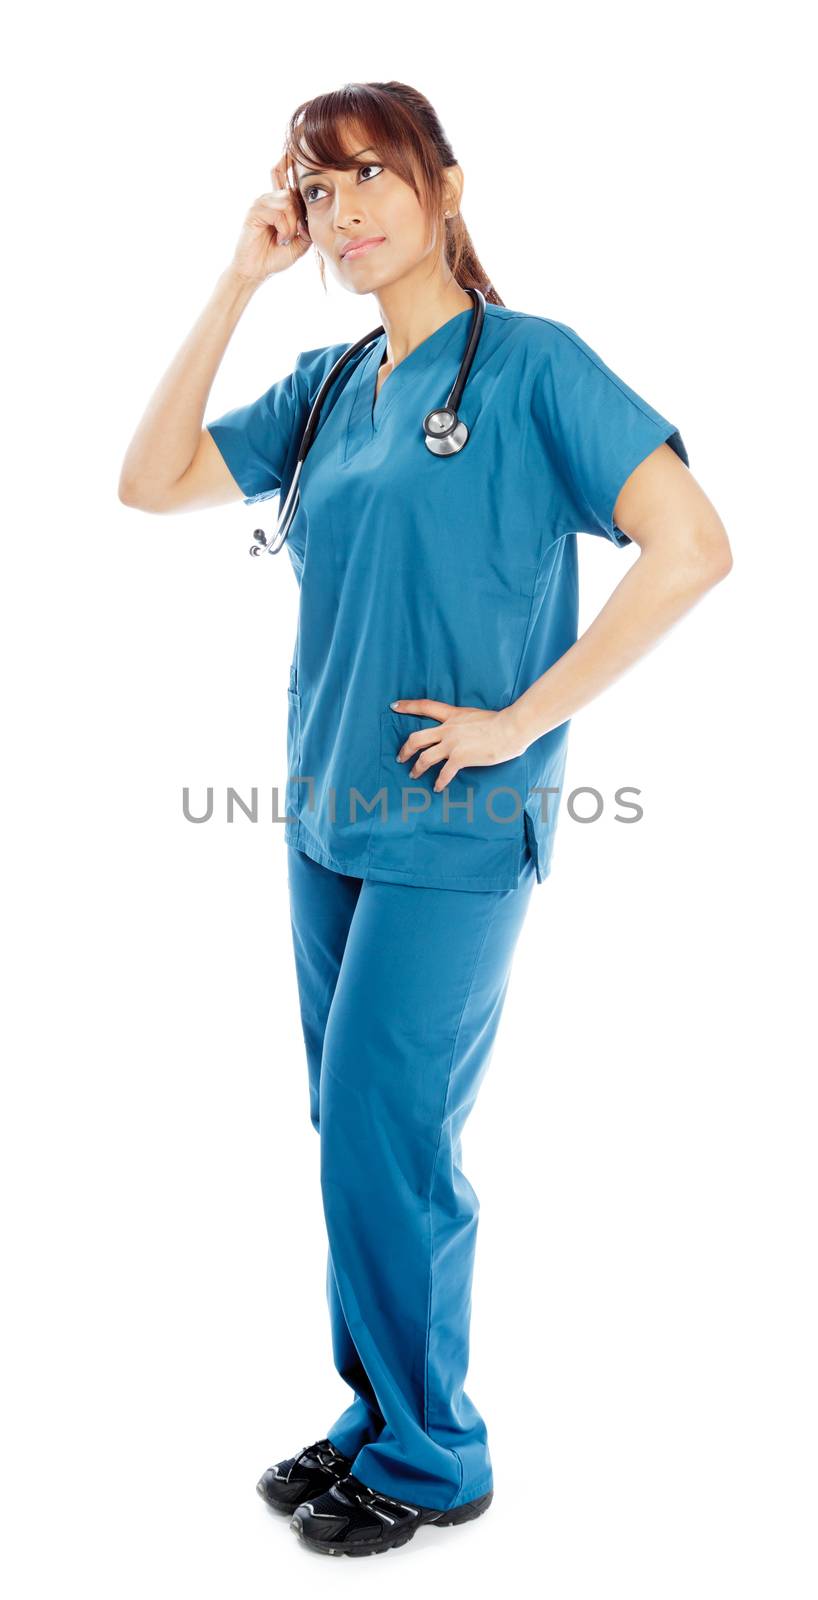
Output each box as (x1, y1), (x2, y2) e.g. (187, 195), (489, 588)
(292, 129), (451, 294)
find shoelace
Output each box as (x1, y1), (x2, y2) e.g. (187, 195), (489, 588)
(296, 1438), (349, 1477)
(339, 1472), (401, 1511)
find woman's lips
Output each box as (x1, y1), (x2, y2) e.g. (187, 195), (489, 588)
(342, 237), (385, 261)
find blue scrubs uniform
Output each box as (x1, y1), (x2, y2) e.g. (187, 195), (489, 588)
(287, 842), (536, 1509)
(206, 304), (688, 891)
(206, 305), (689, 1509)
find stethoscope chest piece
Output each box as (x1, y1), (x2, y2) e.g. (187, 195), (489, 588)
(423, 407), (469, 455)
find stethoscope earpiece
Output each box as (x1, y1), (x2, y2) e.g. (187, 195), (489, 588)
(251, 287), (486, 555)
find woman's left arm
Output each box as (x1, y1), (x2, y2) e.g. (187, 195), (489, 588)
(506, 439), (733, 751)
(392, 442), (732, 789)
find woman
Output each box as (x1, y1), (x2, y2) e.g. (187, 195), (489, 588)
(119, 80), (732, 1558)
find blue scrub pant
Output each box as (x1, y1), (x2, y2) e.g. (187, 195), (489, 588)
(286, 841), (536, 1511)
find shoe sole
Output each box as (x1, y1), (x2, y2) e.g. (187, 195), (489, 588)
(289, 1489), (493, 1556)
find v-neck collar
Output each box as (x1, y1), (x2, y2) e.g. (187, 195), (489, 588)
(347, 305), (474, 452)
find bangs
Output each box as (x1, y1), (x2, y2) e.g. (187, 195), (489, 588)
(284, 84), (432, 206)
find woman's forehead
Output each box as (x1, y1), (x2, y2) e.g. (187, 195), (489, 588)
(292, 127), (375, 181)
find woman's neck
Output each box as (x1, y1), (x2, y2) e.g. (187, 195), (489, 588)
(374, 278), (473, 371)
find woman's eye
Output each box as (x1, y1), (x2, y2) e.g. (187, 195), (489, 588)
(303, 164), (383, 205)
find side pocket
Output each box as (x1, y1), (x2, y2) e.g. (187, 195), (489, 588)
(286, 687), (302, 831)
(523, 804), (543, 882)
(374, 708), (525, 887)
(374, 708), (429, 870)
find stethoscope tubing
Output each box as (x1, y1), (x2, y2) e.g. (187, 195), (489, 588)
(250, 287), (486, 558)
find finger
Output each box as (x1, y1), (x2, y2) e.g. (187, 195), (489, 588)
(396, 728), (444, 762)
(432, 758), (461, 792)
(252, 195), (303, 248)
(255, 193), (297, 224)
(271, 155), (303, 224)
(391, 698), (453, 719)
(408, 739), (451, 779)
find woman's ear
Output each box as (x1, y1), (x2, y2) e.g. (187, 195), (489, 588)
(444, 163), (465, 217)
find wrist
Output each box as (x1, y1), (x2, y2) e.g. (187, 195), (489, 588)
(217, 265), (262, 303)
(504, 696), (540, 754)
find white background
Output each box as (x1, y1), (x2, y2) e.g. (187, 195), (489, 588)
(3, 2), (816, 1594)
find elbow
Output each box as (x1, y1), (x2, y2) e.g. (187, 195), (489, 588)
(686, 515), (734, 590)
(118, 474), (164, 512)
(118, 467), (146, 508)
(711, 545), (734, 583)
(640, 516), (734, 597)
(701, 525), (734, 586)
(118, 477), (138, 507)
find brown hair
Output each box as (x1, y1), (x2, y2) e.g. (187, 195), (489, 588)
(279, 81), (504, 307)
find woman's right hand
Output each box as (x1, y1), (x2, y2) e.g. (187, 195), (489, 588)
(228, 157), (313, 285)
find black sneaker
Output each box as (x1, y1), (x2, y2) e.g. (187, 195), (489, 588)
(289, 1470), (493, 1556)
(256, 1438), (354, 1514)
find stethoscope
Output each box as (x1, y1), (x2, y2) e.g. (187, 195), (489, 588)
(249, 285), (486, 557)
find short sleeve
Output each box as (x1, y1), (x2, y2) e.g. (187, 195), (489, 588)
(536, 320), (689, 547)
(205, 341), (347, 506)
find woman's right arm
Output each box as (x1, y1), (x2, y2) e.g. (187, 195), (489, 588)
(118, 162), (312, 514)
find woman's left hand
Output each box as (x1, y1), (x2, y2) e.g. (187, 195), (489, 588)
(391, 698), (529, 791)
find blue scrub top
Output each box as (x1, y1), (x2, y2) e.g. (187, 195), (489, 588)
(206, 304), (688, 892)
